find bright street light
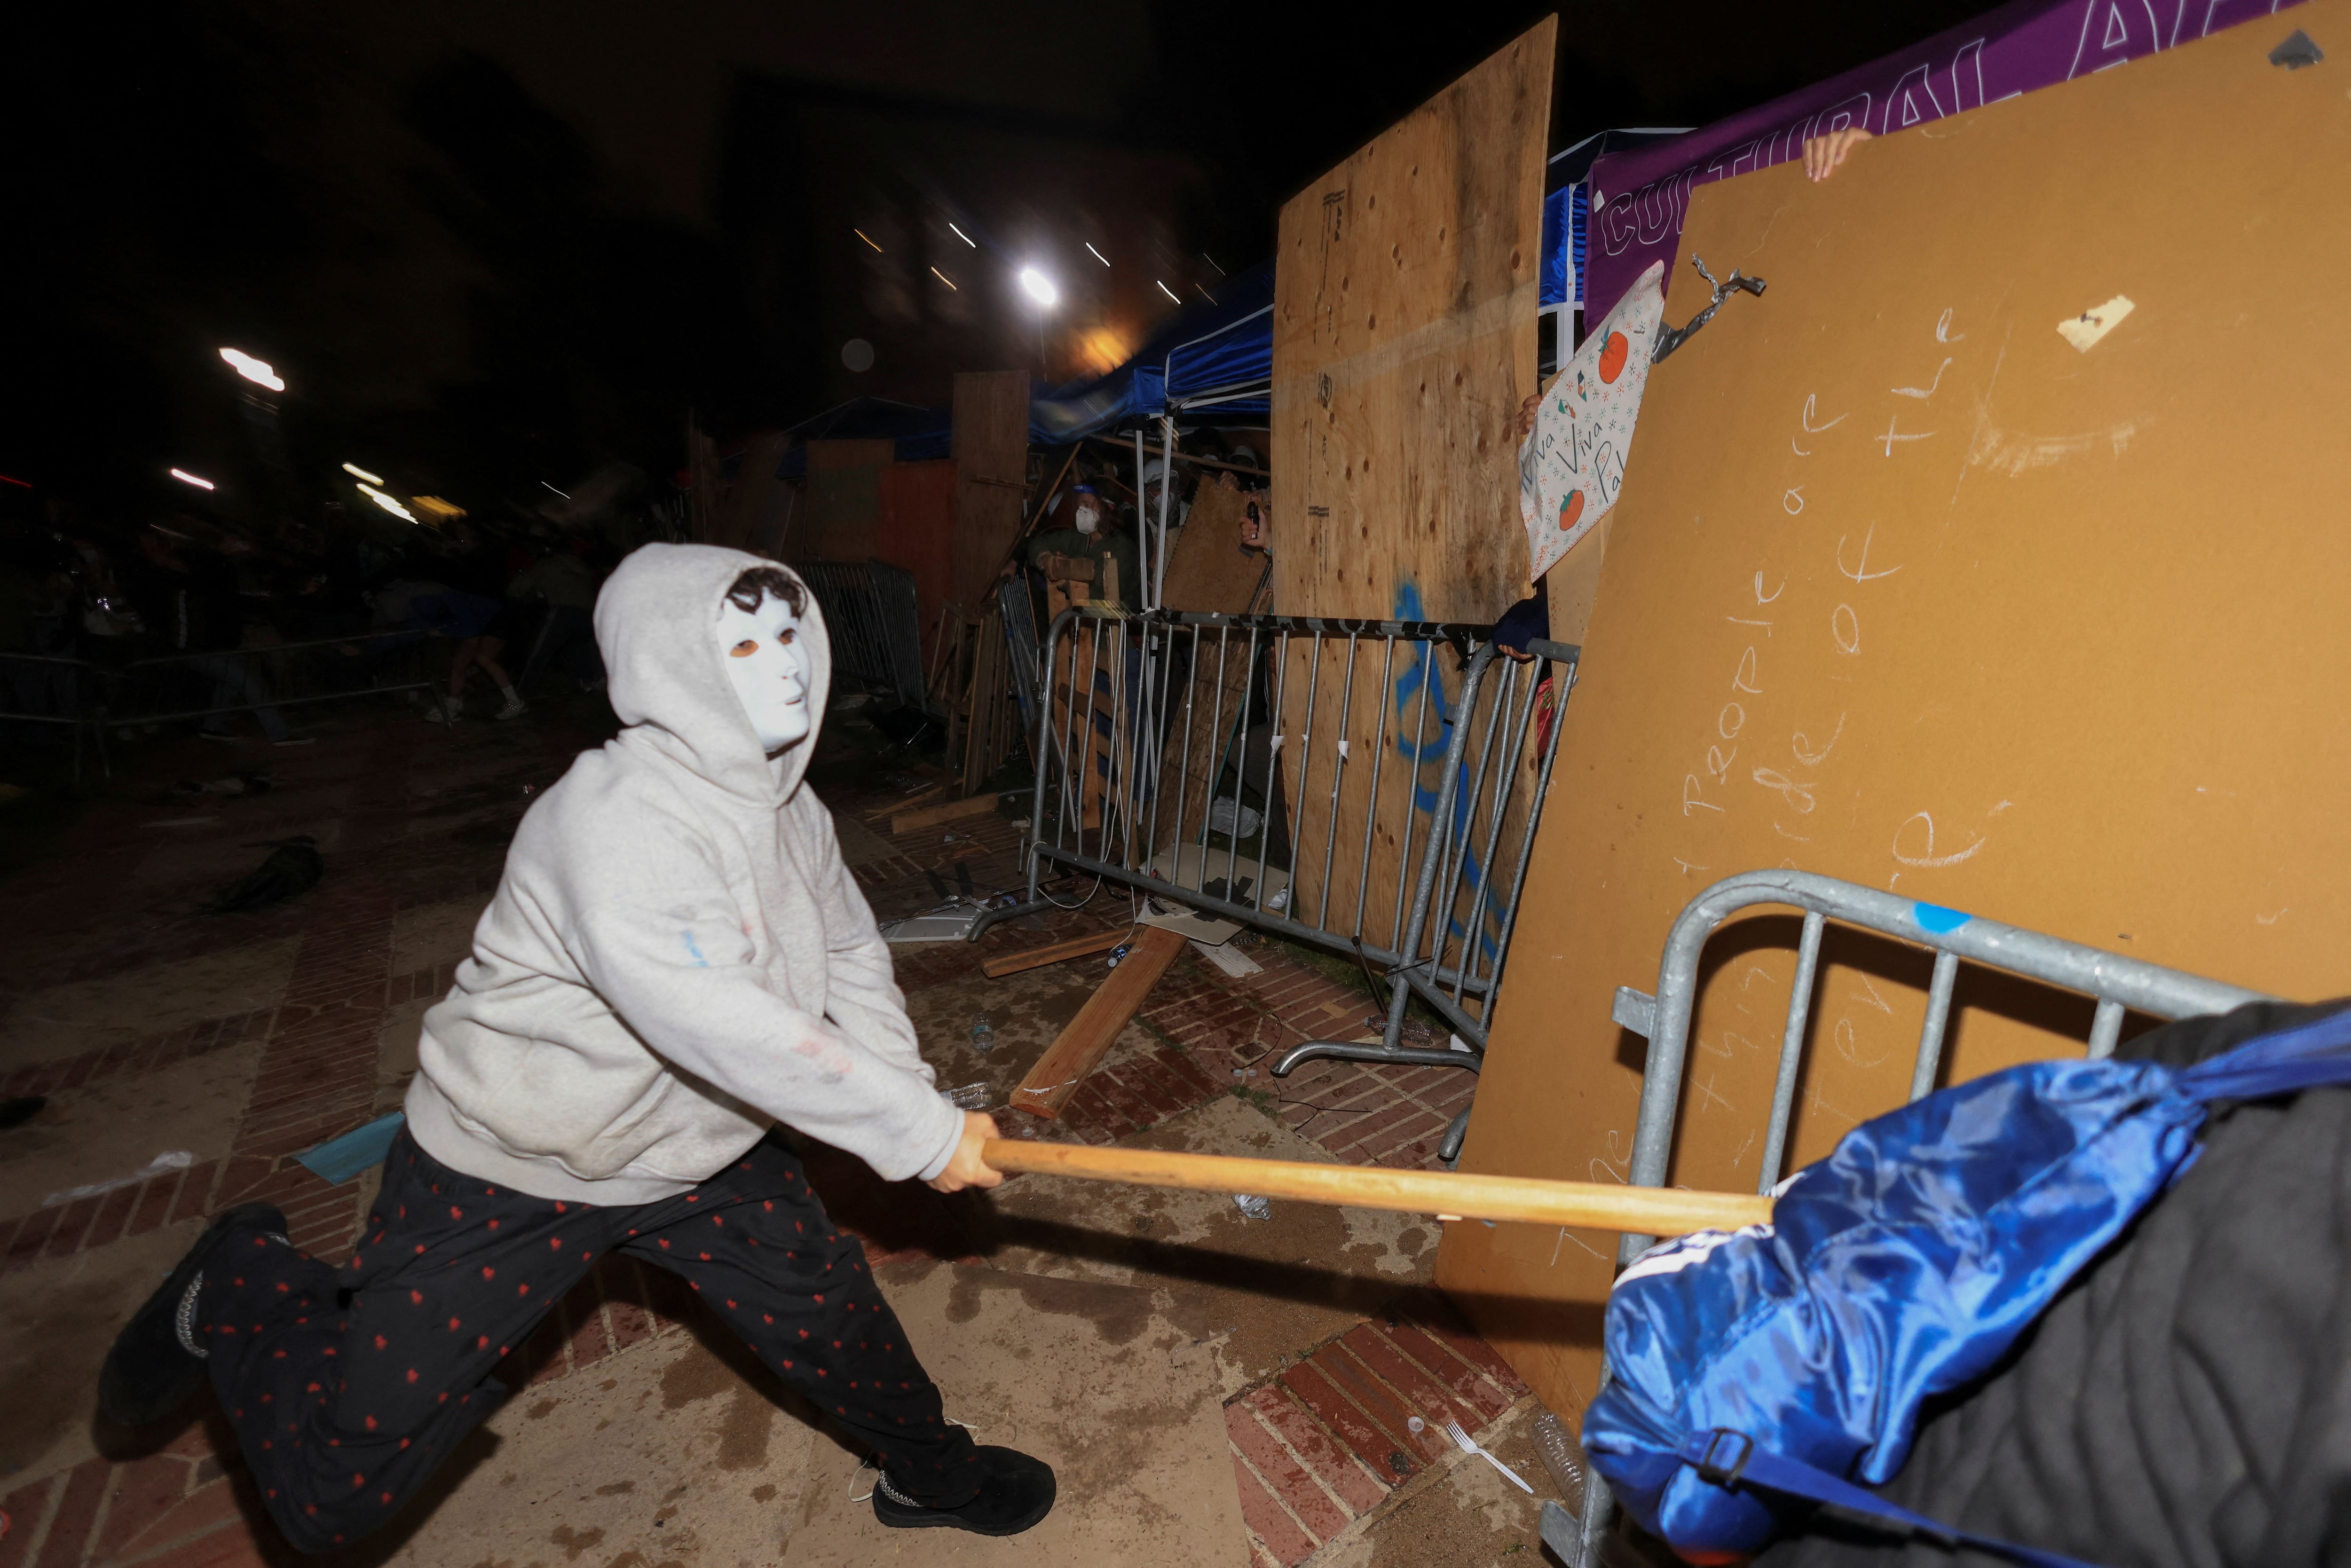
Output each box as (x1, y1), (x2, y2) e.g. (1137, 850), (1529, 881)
(342, 462), (384, 485)
(355, 482), (417, 523)
(218, 347), (284, 393)
(1018, 267), (1058, 308)
(169, 468), (216, 491)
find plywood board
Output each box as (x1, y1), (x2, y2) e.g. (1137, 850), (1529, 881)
(876, 456), (957, 665)
(951, 370), (1032, 609)
(1269, 16), (1551, 623)
(797, 439), (895, 563)
(1435, 6), (2351, 1420)
(1160, 480), (1272, 613)
(1264, 17), (1553, 956)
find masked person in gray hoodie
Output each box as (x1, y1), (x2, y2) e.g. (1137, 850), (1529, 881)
(99, 544), (1056, 1548)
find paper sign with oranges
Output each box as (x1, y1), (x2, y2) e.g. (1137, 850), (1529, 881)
(1519, 259), (1666, 582)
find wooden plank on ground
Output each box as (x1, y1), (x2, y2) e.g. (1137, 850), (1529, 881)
(1010, 924), (1188, 1119)
(981, 928), (1127, 980)
(891, 791), (1002, 835)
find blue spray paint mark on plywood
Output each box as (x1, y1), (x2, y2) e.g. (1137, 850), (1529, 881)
(1388, 582), (1504, 965)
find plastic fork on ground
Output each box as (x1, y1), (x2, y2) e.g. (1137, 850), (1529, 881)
(1442, 1418), (1534, 1494)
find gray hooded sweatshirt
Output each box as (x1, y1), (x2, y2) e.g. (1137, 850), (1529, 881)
(403, 543), (962, 1204)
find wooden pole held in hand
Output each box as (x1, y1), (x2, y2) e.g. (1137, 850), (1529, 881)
(980, 1139), (1772, 1237)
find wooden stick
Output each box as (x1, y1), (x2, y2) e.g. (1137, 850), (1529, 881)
(981, 927), (1127, 979)
(1011, 924), (1188, 1118)
(891, 792), (1003, 835)
(982, 1139), (1773, 1237)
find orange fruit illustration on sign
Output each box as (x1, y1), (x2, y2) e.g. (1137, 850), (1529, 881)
(1598, 331), (1629, 384)
(1559, 489), (1585, 532)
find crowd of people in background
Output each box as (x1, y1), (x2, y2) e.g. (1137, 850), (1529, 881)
(0, 499), (654, 753)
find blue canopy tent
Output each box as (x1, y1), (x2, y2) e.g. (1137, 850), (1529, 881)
(765, 397), (953, 481)
(1027, 258), (1275, 445)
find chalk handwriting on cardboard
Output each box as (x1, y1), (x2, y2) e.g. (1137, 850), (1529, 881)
(1831, 604), (1862, 654)
(1791, 713), (1846, 768)
(1935, 308), (1966, 343)
(1878, 416), (1936, 456)
(1836, 524), (1902, 583)
(1892, 357), (1953, 399)
(1892, 810), (1986, 867)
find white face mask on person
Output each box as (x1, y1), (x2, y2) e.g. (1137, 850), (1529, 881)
(716, 593), (811, 754)
(1073, 504), (1100, 536)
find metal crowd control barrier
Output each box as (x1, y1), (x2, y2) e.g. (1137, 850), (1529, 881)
(798, 561), (929, 710)
(983, 605), (1578, 1161)
(2, 634), (440, 779)
(1558, 867), (2277, 1567)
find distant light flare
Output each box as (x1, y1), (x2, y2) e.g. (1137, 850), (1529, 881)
(217, 348), (284, 392)
(355, 482), (416, 522)
(948, 223), (976, 248)
(1156, 280), (1181, 304)
(854, 229), (883, 252)
(169, 468), (216, 491)
(1018, 267), (1058, 308)
(931, 267), (958, 291)
(1085, 243), (1110, 267)
(341, 462), (383, 485)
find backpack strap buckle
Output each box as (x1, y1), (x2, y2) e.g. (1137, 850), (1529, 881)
(1694, 1428), (1755, 1488)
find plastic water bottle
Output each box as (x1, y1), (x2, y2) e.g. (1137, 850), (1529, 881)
(970, 1012), (995, 1055)
(1530, 1410), (1586, 1510)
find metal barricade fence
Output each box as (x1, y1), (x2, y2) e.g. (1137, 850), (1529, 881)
(797, 561), (929, 711)
(1556, 867), (2276, 1566)
(0, 633), (442, 778)
(984, 605), (1578, 1160)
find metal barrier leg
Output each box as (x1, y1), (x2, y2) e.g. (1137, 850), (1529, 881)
(1437, 1105), (1471, 1167)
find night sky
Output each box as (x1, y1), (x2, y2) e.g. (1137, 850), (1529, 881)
(1, 0), (1991, 521)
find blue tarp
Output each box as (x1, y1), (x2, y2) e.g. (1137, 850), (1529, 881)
(1540, 184), (1588, 309)
(1028, 259), (1275, 444)
(768, 397), (953, 479)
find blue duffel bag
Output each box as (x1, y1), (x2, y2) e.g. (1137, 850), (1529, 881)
(1582, 1004), (2351, 1568)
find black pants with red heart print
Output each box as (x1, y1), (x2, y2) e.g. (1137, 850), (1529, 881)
(196, 1128), (981, 1553)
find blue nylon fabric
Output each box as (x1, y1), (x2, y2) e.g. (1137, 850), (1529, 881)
(1669, 1433), (2108, 1568)
(1539, 186), (1588, 308)
(1583, 1010), (2351, 1560)
(1026, 260), (1275, 443)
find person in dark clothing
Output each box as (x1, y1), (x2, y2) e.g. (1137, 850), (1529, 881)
(99, 548), (1053, 1551)
(130, 525), (305, 745)
(506, 544), (605, 693)
(1492, 579), (1548, 661)
(1750, 995), (2351, 1568)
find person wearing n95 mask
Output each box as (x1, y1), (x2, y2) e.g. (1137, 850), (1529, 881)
(1017, 481), (1139, 612)
(101, 546), (1056, 1548)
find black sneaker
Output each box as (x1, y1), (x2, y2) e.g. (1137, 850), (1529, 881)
(97, 1203), (286, 1427)
(873, 1445), (1056, 1536)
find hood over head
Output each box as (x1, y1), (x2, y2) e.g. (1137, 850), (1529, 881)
(593, 543), (831, 805)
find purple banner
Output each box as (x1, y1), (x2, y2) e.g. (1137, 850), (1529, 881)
(1584, 0), (2306, 317)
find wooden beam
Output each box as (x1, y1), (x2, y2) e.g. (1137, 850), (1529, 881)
(891, 792), (1003, 835)
(981, 928), (1127, 980)
(1010, 924), (1188, 1118)
(983, 1138), (1773, 1237)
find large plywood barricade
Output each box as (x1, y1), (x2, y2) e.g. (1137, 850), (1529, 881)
(1267, 19), (1552, 957)
(1436, 5), (2351, 1418)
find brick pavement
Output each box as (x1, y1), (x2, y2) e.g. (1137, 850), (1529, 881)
(0, 709), (1515, 1568)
